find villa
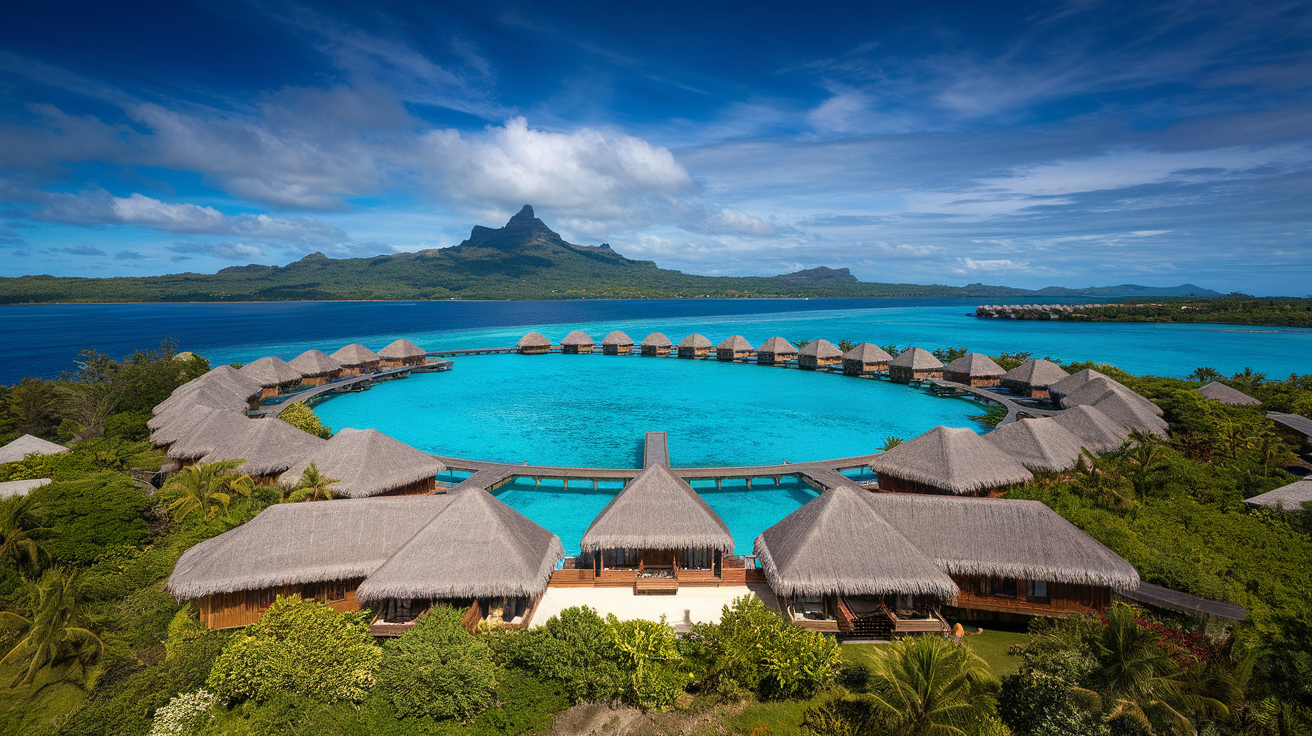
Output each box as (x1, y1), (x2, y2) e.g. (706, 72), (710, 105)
(289, 350), (344, 385)
(716, 335), (754, 361)
(942, 353), (1006, 387)
(378, 339), (428, 367)
(798, 339), (843, 370)
(640, 332), (673, 356)
(602, 331), (634, 355)
(677, 333), (713, 358)
(331, 344), (383, 375)
(238, 356), (303, 397)
(517, 332), (553, 355)
(560, 330), (595, 354)
(867, 426), (1034, 496)
(1001, 358), (1069, 398)
(888, 347), (944, 383)
(756, 336), (798, 366)
(279, 428), (448, 498)
(842, 343), (893, 376)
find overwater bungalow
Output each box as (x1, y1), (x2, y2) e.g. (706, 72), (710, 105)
(378, 339), (427, 368)
(580, 464), (735, 592)
(868, 426), (1034, 496)
(865, 493), (1140, 620)
(984, 418), (1086, 473)
(198, 417), (327, 483)
(716, 335), (754, 361)
(757, 336), (798, 366)
(1001, 359), (1069, 398)
(842, 343), (893, 376)
(0, 434), (68, 465)
(1050, 405), (1128, 454)
(165, 411), (255, 468)
(331, 344), (383, 375)
(355, 488), (564, 633)
(560, 331), (596, 354)
(517, 332), (553, 355)
(1195, 381), (1261, 406)
(677, 334), (713, 358)
(1244, 480), (1312, 512)
(942, 353), (1006, 387)
(754, 484), (958, 636)
(602, 331), (634, 355)
(798, 339), (843, 370)
(640, 332), (673, 356)
(279, 428), (448, 498)
(289, 350), (344, 386)
(888, 347), (944, 383)
(238, 356), (303, 398)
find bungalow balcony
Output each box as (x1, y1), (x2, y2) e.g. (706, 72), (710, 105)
(368, 595), (539, 636)
(785, 594), (950, 638)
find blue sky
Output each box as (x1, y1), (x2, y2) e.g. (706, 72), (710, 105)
(0, 1), (1309, 294)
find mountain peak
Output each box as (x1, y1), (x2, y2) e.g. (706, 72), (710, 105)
(512, 204), (535, 220)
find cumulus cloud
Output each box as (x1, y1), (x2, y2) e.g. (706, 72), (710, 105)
(951, 258), (1028, 274)
(168, 241), (269, 261)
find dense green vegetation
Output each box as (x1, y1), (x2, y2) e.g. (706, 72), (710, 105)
(1064, 296), (1312, 328)
(0, 339), (1310, 734)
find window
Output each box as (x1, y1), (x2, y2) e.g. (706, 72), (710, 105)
(681, 548), (713, 570)
(1027, 580), (1049, 602)
(256, 588), (277, 610)
(992, 578), (1017, 598)
(603, 548), (640, 569)
(324, 581), (347, 602)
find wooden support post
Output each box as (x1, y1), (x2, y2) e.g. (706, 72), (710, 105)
(746, 477), (753, 489)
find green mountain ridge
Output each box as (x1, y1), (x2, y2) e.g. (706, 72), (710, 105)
(0, 205), (1222, 303)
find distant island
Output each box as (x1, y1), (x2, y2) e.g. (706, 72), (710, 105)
(976, 297), (1312, 329)
(0, 205), (1226, 304)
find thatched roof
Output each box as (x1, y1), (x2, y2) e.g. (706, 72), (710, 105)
(151, 383), (251, 426)
(289, 349), (343, 378)
(0, 478), (51, 499)
(1001, 359), (1069, 388)
(0, 434), (68, 464)
(166, 411), (254, 461)
(150, 405), (243, 446)
(517, 332), (552, 348)
(758, 336), (797, 354)
(331, 344), (382, 366)
(1047, 368), (1108, 403)
(843, 343), (894, 363)
(717, 335), (753, 351)
(167, 496), (450, 600)
(1050, 405), (1127, 454)
(944, 353), (1005, 378)
(890, 347), (943, 370)
(1268, 412), (1312, 439)
(560, 330), (594, 346)
(238, 356), (302, 388)
(1060, 376), (1163, 417)
(868, 426), (1033, 494)
(378, 339), (427, 359)
(581, 464), (734, 554)
(984, 418), (1086, 472)
(155, 366), (262, 413)
(199, 418), (327, 477)
(602, 331), (634, 346)
(1087, 392), (1170, 438)
(798, 339), (842, 360)
(641, 332), (673, 348)
(1245, 480), (1312, 511)
(864, 493), (1141, 591)
(356, 488), (564, 602)
(754, 485), (958, 599)
(1196, 381), (1261, 406)
(678, 333), (713, 349)
(279, 428), (447, 498)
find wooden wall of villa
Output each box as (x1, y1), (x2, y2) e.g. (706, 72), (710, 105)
(943, 371), (1001, 387)
(549, 552), (765, 591)
(193, 578), (363, 630)
(339, 361), (380, 376)
(889, 366), (943, 383)
(377, 476), (439, 496)
(945, 575), (1112, 618)
(300, 373), (340, 387)
(381, 356), (426, 368)
(874, 475), (1011, 498)
(843, 359), (888, 376)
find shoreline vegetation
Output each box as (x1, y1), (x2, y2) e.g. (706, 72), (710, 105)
(1, 339), (1310, 735)
(976, 295), (1312, 329)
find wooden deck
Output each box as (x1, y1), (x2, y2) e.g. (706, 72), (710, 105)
(644, 431), (670, 468)
(547, 567), (764, 590)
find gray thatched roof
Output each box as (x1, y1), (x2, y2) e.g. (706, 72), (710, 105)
(561, 330), (594, 346)
(279, 428), (447, 498)
(984, 418), (1086, 472)
(331, 344), (382, 366)
(890, 347), (944, 370)
(1001, 359), (1069, 388)
(602, 331), (634, 346)
(1268, 412), (1312, 439)
(1196, 381), (1261, 406)
(581, 464), (734, 554)
(717, 335), (753, 351)
(1047, 368), (1108, 403)
(517, 332), (552, 348)
(0, 478), (51, 499)
(1050, 405), (1128, 454)
(0, 434), (68, 464)
(944, 353), (1005, 378)
(1061, 376), (1163, 417)
(150, 405), (244, 446)
(754, 485), (958, 599)
(798, 339), (842, 360)
(868, 426), (1033, 493)
(155, 366), (262, 413)
(678, 333), (713, 349)
(864, 493), (1140, 591)
(151, 383), (251, 425)
(758, 336), (797, 355)
(355, 488), (565, 602)
(199, 418), (327, 477)
(640, 332), (673, 348)
(843, 343), (894, 363)
(1245, 481), (1312, 511)
(166, 411), (255, 461)
(167, 496), (450, 600)
(289, 350), (343, 377)
(378, 339), (427, 359)
(1088, 391), (1170, 438)
(238, 356), (302, 388)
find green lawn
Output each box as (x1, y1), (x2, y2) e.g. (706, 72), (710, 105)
(952, 625), (1030, 676)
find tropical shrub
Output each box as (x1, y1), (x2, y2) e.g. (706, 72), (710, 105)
(278, 402), (333, 439)
(490, 605), (625, 704)
(605, 613), (688, 711)
(147, 689), (214, 736)
(0, 567), (104, 688)
(206, 596), (381, 704)
(29, 472), (151, 564)
(375, 605), (499, 721)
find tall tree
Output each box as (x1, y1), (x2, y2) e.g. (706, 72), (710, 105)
(864, 635), (998, 736)
(0, 568), (103, 689)
(57, 349), (130, 441)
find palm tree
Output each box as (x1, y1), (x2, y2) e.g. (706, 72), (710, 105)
(1073, 451), (1135, 510)
(0, 568), (104, 689)
(0, 494), (47, 570)
(864, 635), (998, 736)
(837, 339), (855, 352)
(879, 437), (905, 452)
(288, 462), (339, 502)
(1228, 368), (1267, 394)
(162, 460), (252, 522)
(1188, 367), (1223, 383)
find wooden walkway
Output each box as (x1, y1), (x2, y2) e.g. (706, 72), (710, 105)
(644, 432), (669, 468)
(251, 361), (453, 415)
(920, 378), (1057, 426)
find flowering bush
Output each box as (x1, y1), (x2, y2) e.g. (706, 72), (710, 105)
(147, 689), (215, 736)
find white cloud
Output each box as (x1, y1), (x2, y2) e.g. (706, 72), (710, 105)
(952, 257), (1029, 274)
